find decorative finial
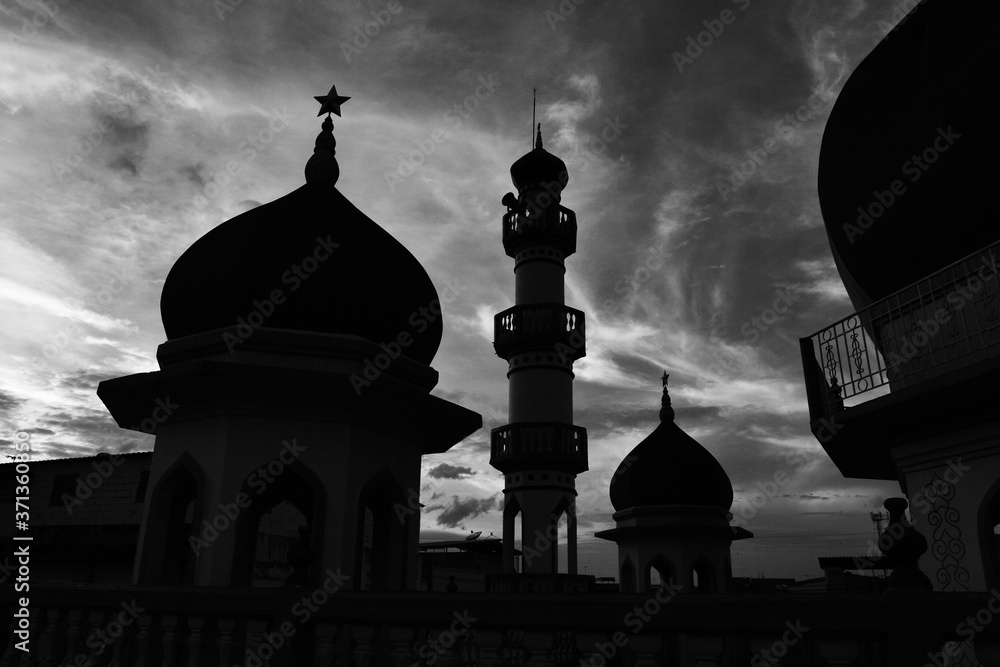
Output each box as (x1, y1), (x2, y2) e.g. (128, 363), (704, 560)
(314, 84), (350, 117)
(535, 123), (543, 150)
(879, 497), (932, 590)
(306, 87), (346, 186)
(659, 371), (674, 423)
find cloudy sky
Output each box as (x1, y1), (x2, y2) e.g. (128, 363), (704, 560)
(0, 0), (910, 580)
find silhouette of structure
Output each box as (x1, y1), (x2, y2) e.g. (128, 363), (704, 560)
(490, 125), (589, 588)
(97, 93), (481, 591)
(800, 0), (1000, 595)
(597, 374), (751, 594)
(4, 4), (1000, 658)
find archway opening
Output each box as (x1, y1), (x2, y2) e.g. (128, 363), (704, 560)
(692, 558), (715, 593)
(646, 555), (675, 591)
(356, 469), (410, 591)
(252, 500), (308, 586)
(620, 557), (636, 593)
(232, 461), (322, 587)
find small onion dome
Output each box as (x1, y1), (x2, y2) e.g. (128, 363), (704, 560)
(609, 374), (733, 512)
(510, 125), (569, 192)
(160, 117), (442, 364)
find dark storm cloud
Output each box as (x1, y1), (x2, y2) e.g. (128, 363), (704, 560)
(427, 463), (476, 480)
(36, 407), (153, 459)
(426, 494), (497, 529)
(0, 389), (25, 414)
(58, 370), (117, 393)
(84, 66), (156, 178)
(179, 163), (207, 188)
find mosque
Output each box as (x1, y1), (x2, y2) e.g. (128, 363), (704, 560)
(2, 0), (1000, 665)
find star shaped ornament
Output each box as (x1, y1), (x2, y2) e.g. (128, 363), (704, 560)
(315, 85), (350, 117)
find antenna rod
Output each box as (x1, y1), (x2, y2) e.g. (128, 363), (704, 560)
(532, 88), (537, 148)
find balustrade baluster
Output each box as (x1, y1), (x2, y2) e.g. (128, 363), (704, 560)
(37, 608), (59, 667)
(134, 613), (153, 667)
(84, 610), (105, 667)
(521, 631), (554, 667)
(245, 619), (269, 667)
(475, 629), (507, 667)
(351, 624), (379, 667)
(385, 626), (414, 667)
(629, 634), (662, 667)
(160, 615), (179, 667)
(186, 617), (205, 667)
(686, 635), (723, 667)
(216, 618), (236, 667)
(312, 622), (339, 667)
(61, 610), (82, 667)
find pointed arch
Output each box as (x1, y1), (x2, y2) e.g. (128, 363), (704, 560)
(137, 452), (206, 585)
(355, 468), (410, 591)
(645, 554), (676, 591)
(691, 556), (716, 593)
(620, 556), (636, 594)
(502, 494), (522, 573)
(551, 495), (575, 575)
(231, 455), (327, 587)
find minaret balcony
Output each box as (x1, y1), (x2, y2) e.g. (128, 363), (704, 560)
(494, 304), (586, 361)
(490, 422), (589, 474)
(502, 205), (577, 258)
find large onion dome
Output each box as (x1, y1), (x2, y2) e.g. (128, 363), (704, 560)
(818, 0), (998, 310)
(160, 105), (443, 365)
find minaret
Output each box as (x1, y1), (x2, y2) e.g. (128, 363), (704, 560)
(491, 125), (588, 577)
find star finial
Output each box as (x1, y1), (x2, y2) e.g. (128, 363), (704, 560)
(659, 371), (674, 423)
(315, 84), (350, 117)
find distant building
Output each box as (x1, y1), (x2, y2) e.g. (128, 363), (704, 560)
(0, 452), (149, 584)
(416, 537), (511, 592)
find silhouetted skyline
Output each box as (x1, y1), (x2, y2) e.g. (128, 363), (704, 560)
(0, 1), (909, 579)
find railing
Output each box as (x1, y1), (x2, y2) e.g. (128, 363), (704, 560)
(4, 585), (1000, 667)
(494, 304), (586, 361)
(502, 205), (577, 258)
(801, 240), (1000, 417)
(490, 423), (588, 474)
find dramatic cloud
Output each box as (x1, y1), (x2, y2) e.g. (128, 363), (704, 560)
(427, 495), (498, 529)
(0, 0), (912, 578)
(427, 463), (476, 480)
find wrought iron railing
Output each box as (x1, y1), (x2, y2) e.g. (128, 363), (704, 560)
(801, 240), (1000, 417)
(493, 304), (585, 361)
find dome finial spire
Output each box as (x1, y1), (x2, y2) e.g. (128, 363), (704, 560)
(306, 84), (350, 186)
(535, 123), (543, 150)
(660, 371), (674, 423)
